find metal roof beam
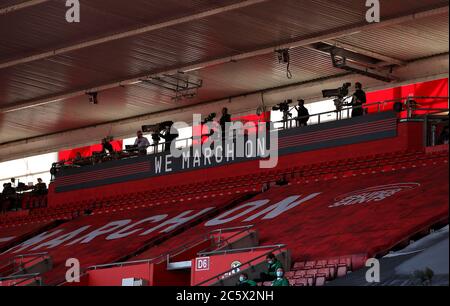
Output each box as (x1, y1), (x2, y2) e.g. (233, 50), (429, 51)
(1, 5), (448, 114)
(0, 0), (270, 69)
(323, 40), (407, 67)
(0, 0), (51, 15)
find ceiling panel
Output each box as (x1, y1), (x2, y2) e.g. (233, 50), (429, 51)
(0, 0), (448, 154)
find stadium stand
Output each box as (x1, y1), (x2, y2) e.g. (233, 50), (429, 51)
(0, 0), (448, 288)
(0, 141), (447, 286)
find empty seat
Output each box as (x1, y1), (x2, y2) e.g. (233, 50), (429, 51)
(285, 271), (295, 278)
(315, 274), (326, 286)
(294, 270), (307, 278)
(304, 261), (316, 268)
(337, 264), (348, 278)
(295, 278), (308, 286)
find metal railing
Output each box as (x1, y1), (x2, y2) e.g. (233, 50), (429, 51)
(195, 244), (287, 286)
(0, 273), (42, 286)
(0, 252), (49, 277)
(55, 225), (255, 286)
(88, 225), (255, 270)
(273, 96), (449, 130)
(51, 96), (449, 176)
(208, 225), (254, 249)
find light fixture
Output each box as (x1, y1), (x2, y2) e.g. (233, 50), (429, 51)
(87, 92), (98, 104)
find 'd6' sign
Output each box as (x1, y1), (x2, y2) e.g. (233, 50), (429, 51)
(195, 257), (210, 271)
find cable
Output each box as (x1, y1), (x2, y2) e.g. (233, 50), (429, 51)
(286, 61), (293, 79)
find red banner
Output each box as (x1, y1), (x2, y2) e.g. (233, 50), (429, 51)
(366, 78), (449, 115)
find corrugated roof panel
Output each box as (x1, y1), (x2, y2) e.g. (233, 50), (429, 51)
(336, 13), (449, 61)
(0, 0), (448, 148)
(0, 0), (243, 59)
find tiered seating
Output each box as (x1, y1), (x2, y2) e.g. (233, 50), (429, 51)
(0, 147), (447, 286)
(0, 221), (57, 253)
(285, 254), (367, 286)
(0, 193), (249, 285)
(18, 151), (448, 222)
(110, 155), (448, 284)
(1, 148), (447, 230)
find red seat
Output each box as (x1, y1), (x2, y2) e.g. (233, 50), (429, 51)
(315, 274), (326, 286)
(306, 268), (318, 276)
(337, 264), (347, 278)
(285, 271), (295, 278)
(318, 267), (332, 279)
(295, 278), (308, 286)
(304, 261), (316, 269)
(339, 256), (351, 269)
(294, 270), (307, 278)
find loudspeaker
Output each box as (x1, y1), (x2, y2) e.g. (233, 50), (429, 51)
(393, 102), (403, 113)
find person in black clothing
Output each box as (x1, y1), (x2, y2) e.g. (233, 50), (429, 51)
(295, 99), (310, 127)
(219, 107), (232, 139)
(2, 183), (17, 211)
(101, 138), (115, 155)
(439, 125), (449, 145)
(351, 82), (366, 117)
(275, 175), (288, 186)
(33, 178), (47, 195)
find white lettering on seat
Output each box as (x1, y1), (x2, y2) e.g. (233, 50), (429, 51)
(106, 215), (167, 240)
(205, 194), (321, 226)
(204, 200), (270, 227)
(139, 208), (215, 235)
(66, 220), (132, 245)
(2, 230), (64, 255)
(32, 226), (91, 250)
(0, 236), (15, 243)
(244, 193), (321, 221)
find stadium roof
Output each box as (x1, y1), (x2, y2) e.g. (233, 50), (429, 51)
(0, 0), (448, 160)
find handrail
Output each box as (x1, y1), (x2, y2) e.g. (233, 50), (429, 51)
(195, 244), (287, 286)
(198, 244), (284, 257)
(87, 236), (211, 271)
(208, 225), (254, 249)
(88, 225), (255, 271)
(209, 225), (254, 234)
(0, 272), (41, 281)
(0, 272), (42, 286)
(273, 96), (449, 130)
(0, 252), (49, 277)
(51, 96), (449, 174)
(13, 252), (48, 259)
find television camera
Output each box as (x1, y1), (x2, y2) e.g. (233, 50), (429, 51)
(272, 99), (294, 129)
(272, 99), (294, 119)
(322, 82), (352, 111)
(142, 121), (174, 143)
(202, 112), (217, 124)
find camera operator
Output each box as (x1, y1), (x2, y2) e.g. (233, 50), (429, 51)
(101, 137), (115, 155)
(295, 99), (310, 127)
(219, 107), (231, 139)
(159, 122), (179, 152)
(350, 82), (366, 117)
